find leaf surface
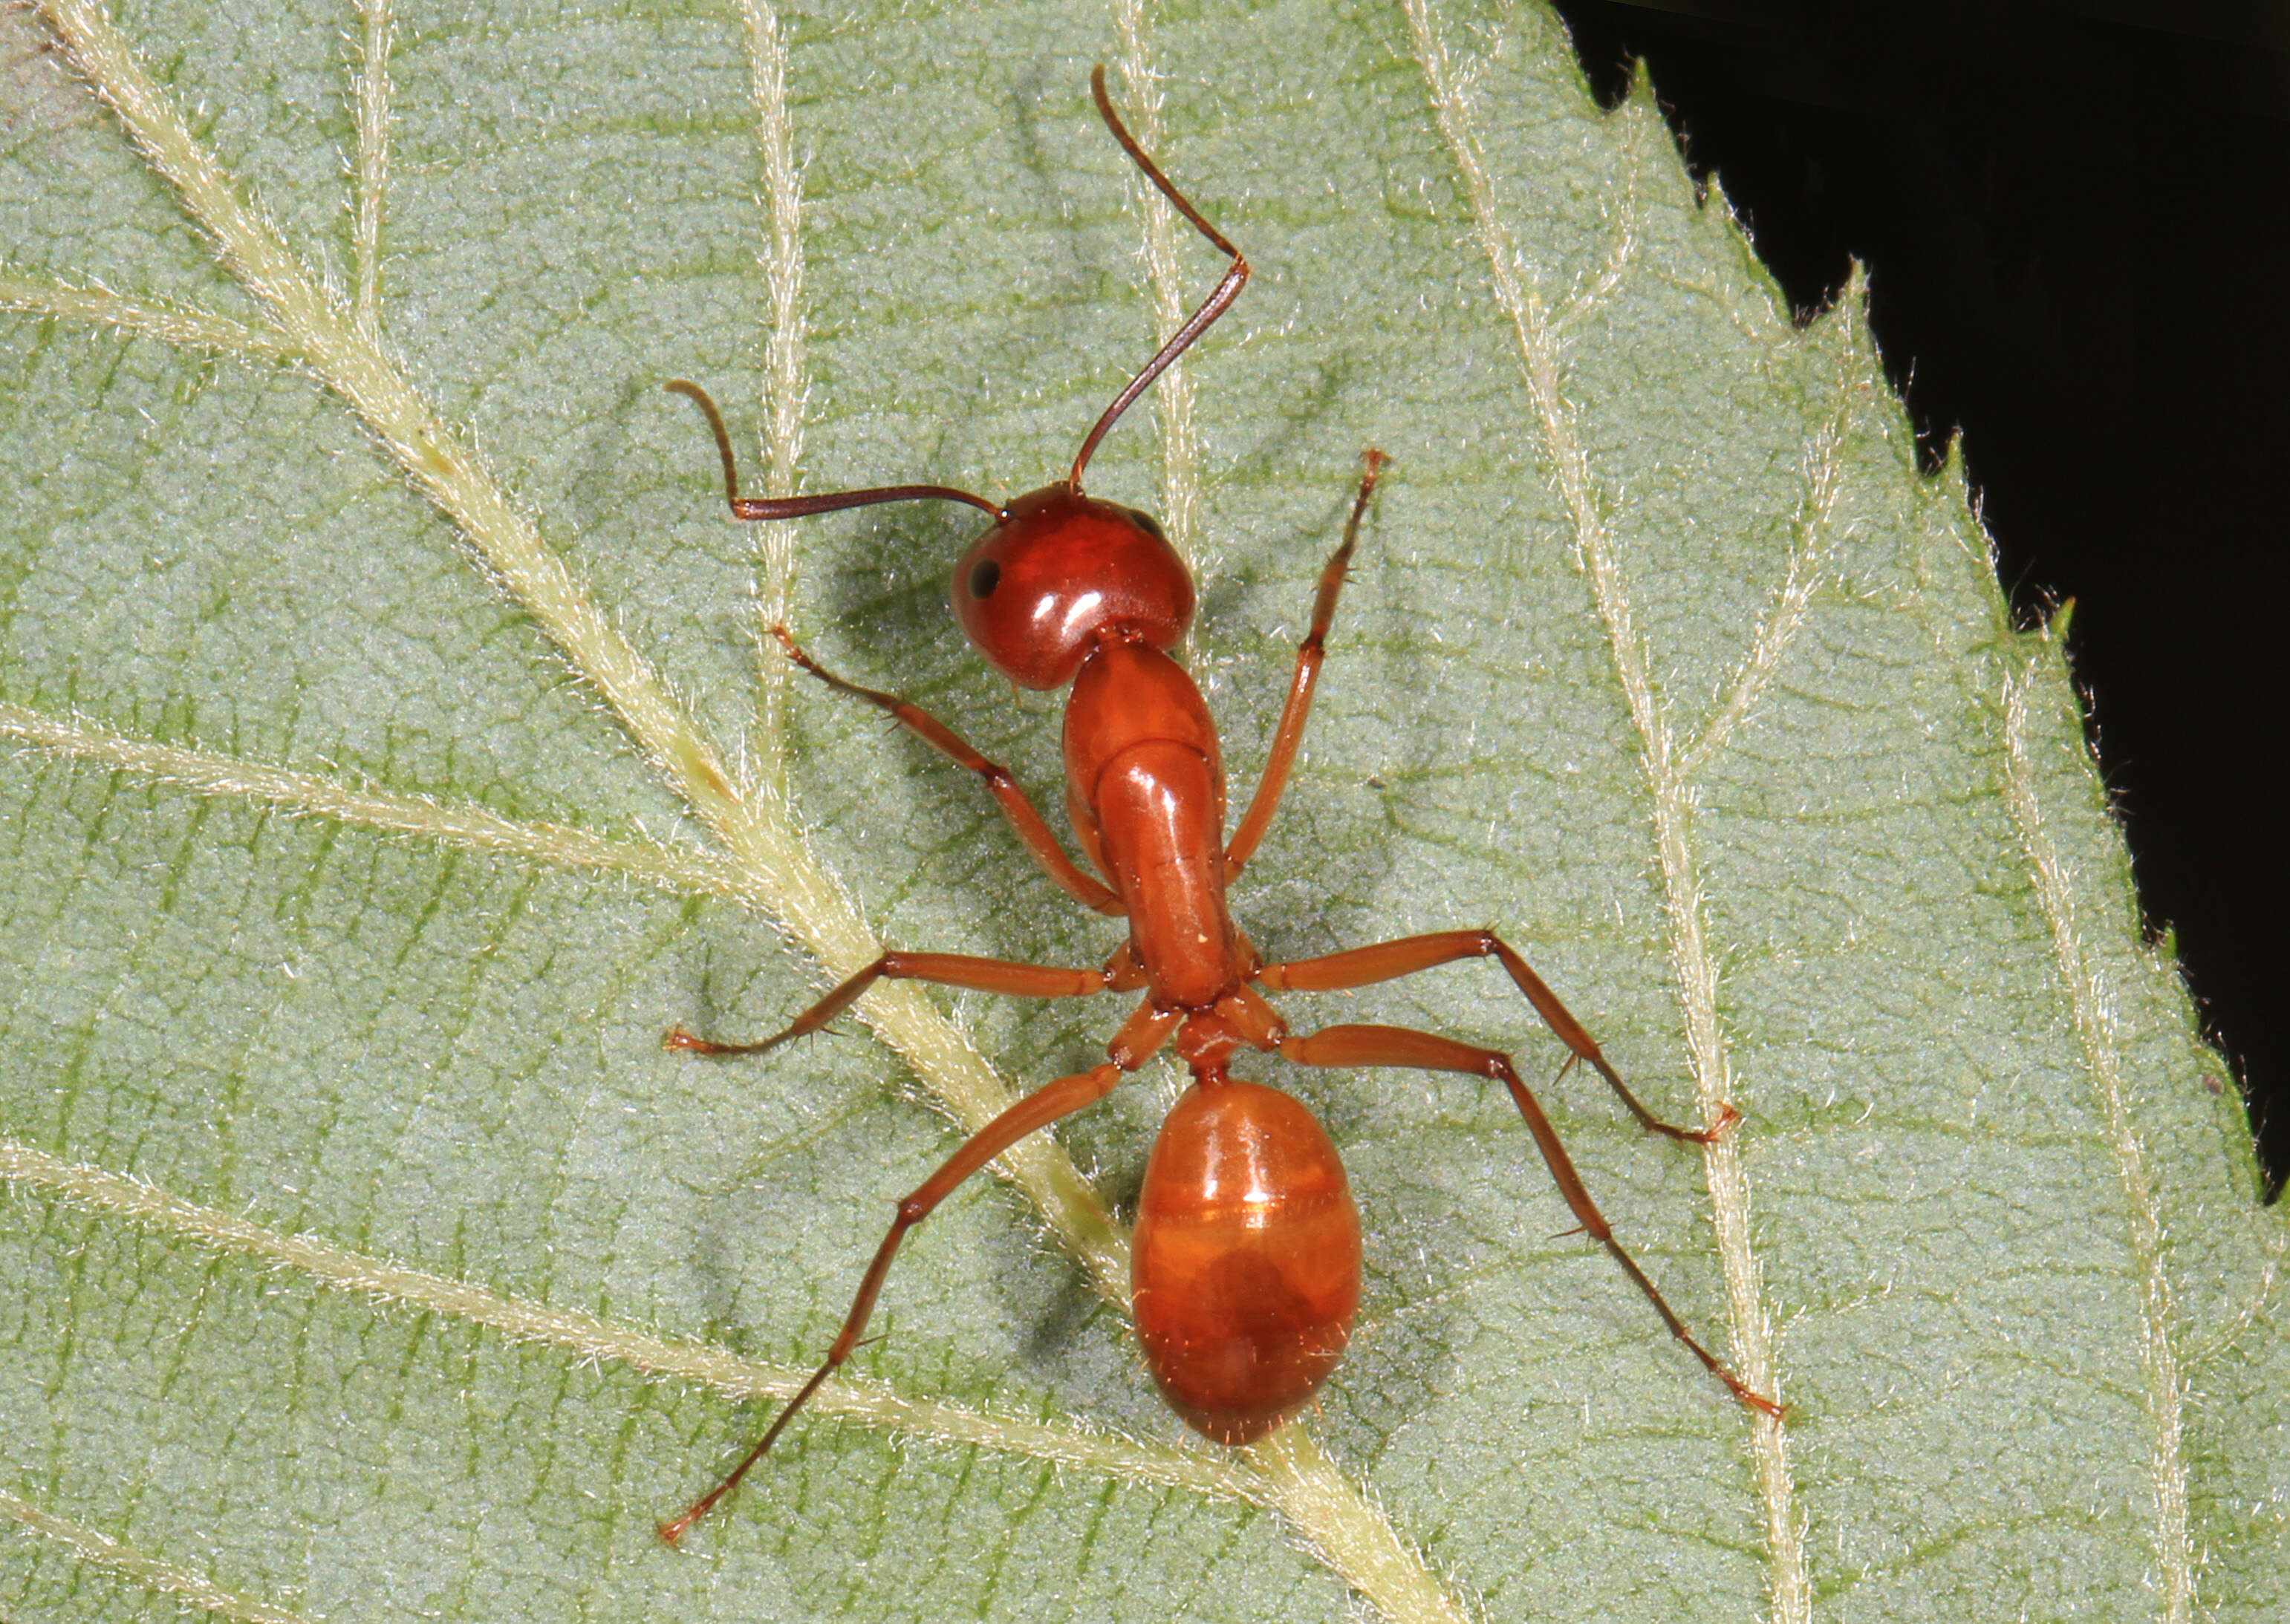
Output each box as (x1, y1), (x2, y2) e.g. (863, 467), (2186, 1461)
(1, 1), (2283, 1621)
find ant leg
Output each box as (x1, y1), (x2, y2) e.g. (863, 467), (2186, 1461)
(660, 999), (1177, 1542)
(1278, 1020), (1779, 1418)
(1258, 930), (1731, 1143)
(1103, 941), (1151, 993)
(1224, 451), (1388, 878)
(668, 950), (1122, 1057)
(661, 1060), (1121, 1541)
(772, 627), (1125, 917)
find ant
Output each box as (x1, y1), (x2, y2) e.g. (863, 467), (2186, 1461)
(658, 65), (1778, 1545)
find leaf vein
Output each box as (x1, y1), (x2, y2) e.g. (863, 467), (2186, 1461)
(0, 1486), (316, 1624)
(1402, 3), (1806, 1617)
(1678, 291), (1861, 780)
(0, 273), (295, 362)
(351, 0), (393, 341)
(0, 1135), (1253, 1501)
(2000, 648), (2193, 1623)
(735, 0), (807, 780)
(30, 0), (1125, 1311)
(0, 698), (757, 905)
(26, 6), (1563, 1615)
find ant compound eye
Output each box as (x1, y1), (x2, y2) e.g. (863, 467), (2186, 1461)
(969, 558), (1001, 599)
(1127, 508), (1168, 544)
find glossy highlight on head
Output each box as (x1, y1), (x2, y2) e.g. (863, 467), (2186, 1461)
(951, 488), (1194, 689)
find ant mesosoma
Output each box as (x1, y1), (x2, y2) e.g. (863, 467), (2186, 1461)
(659, 65), (1777, 1544)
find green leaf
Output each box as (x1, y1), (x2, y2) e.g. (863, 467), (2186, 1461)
(3, 1), (2283, 1620)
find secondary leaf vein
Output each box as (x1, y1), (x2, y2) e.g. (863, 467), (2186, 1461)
(0, 698), (757, 906)
(1402, 3), (1806, 1617)
(0, 272), (296, 362)
(0, 1136), (1251, 1501)
(2000, 648), (2193, 1623)
(0, 1486), (316, 1624)
(351, 0), (392, 341)
(735, 0), (805, 778)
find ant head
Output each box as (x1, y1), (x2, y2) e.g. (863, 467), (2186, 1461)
(952, 486), (1195, 689)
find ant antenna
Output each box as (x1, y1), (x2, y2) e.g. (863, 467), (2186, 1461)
(1067, 65), (1250, 491)
(665, 379), (1006, 524)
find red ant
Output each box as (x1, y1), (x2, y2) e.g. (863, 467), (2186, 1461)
(658, 65), (1778, 1545)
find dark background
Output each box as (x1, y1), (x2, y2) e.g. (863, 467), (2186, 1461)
(1541, 0), (2290, 1198)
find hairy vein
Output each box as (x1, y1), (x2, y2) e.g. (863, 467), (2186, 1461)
(0, 1487), (314, 1624)
(2000, 652), (2193, 1623)
(1246, 1430), (1470, 1624)
(1402, 4), (1806, 1617)
(735, 0), (806, 777)
(0, 1138), (1250, 1501)
(0, 699), (756, 906)
(1550, 102), (1643, 339)
(0, 272), (295, 361)
(1679, 288), (1860, 780)
(739, 0), (805, 506)
(351, 0), (393, 339)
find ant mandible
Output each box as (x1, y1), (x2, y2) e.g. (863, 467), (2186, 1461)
(658, 65), (1778, 1544)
